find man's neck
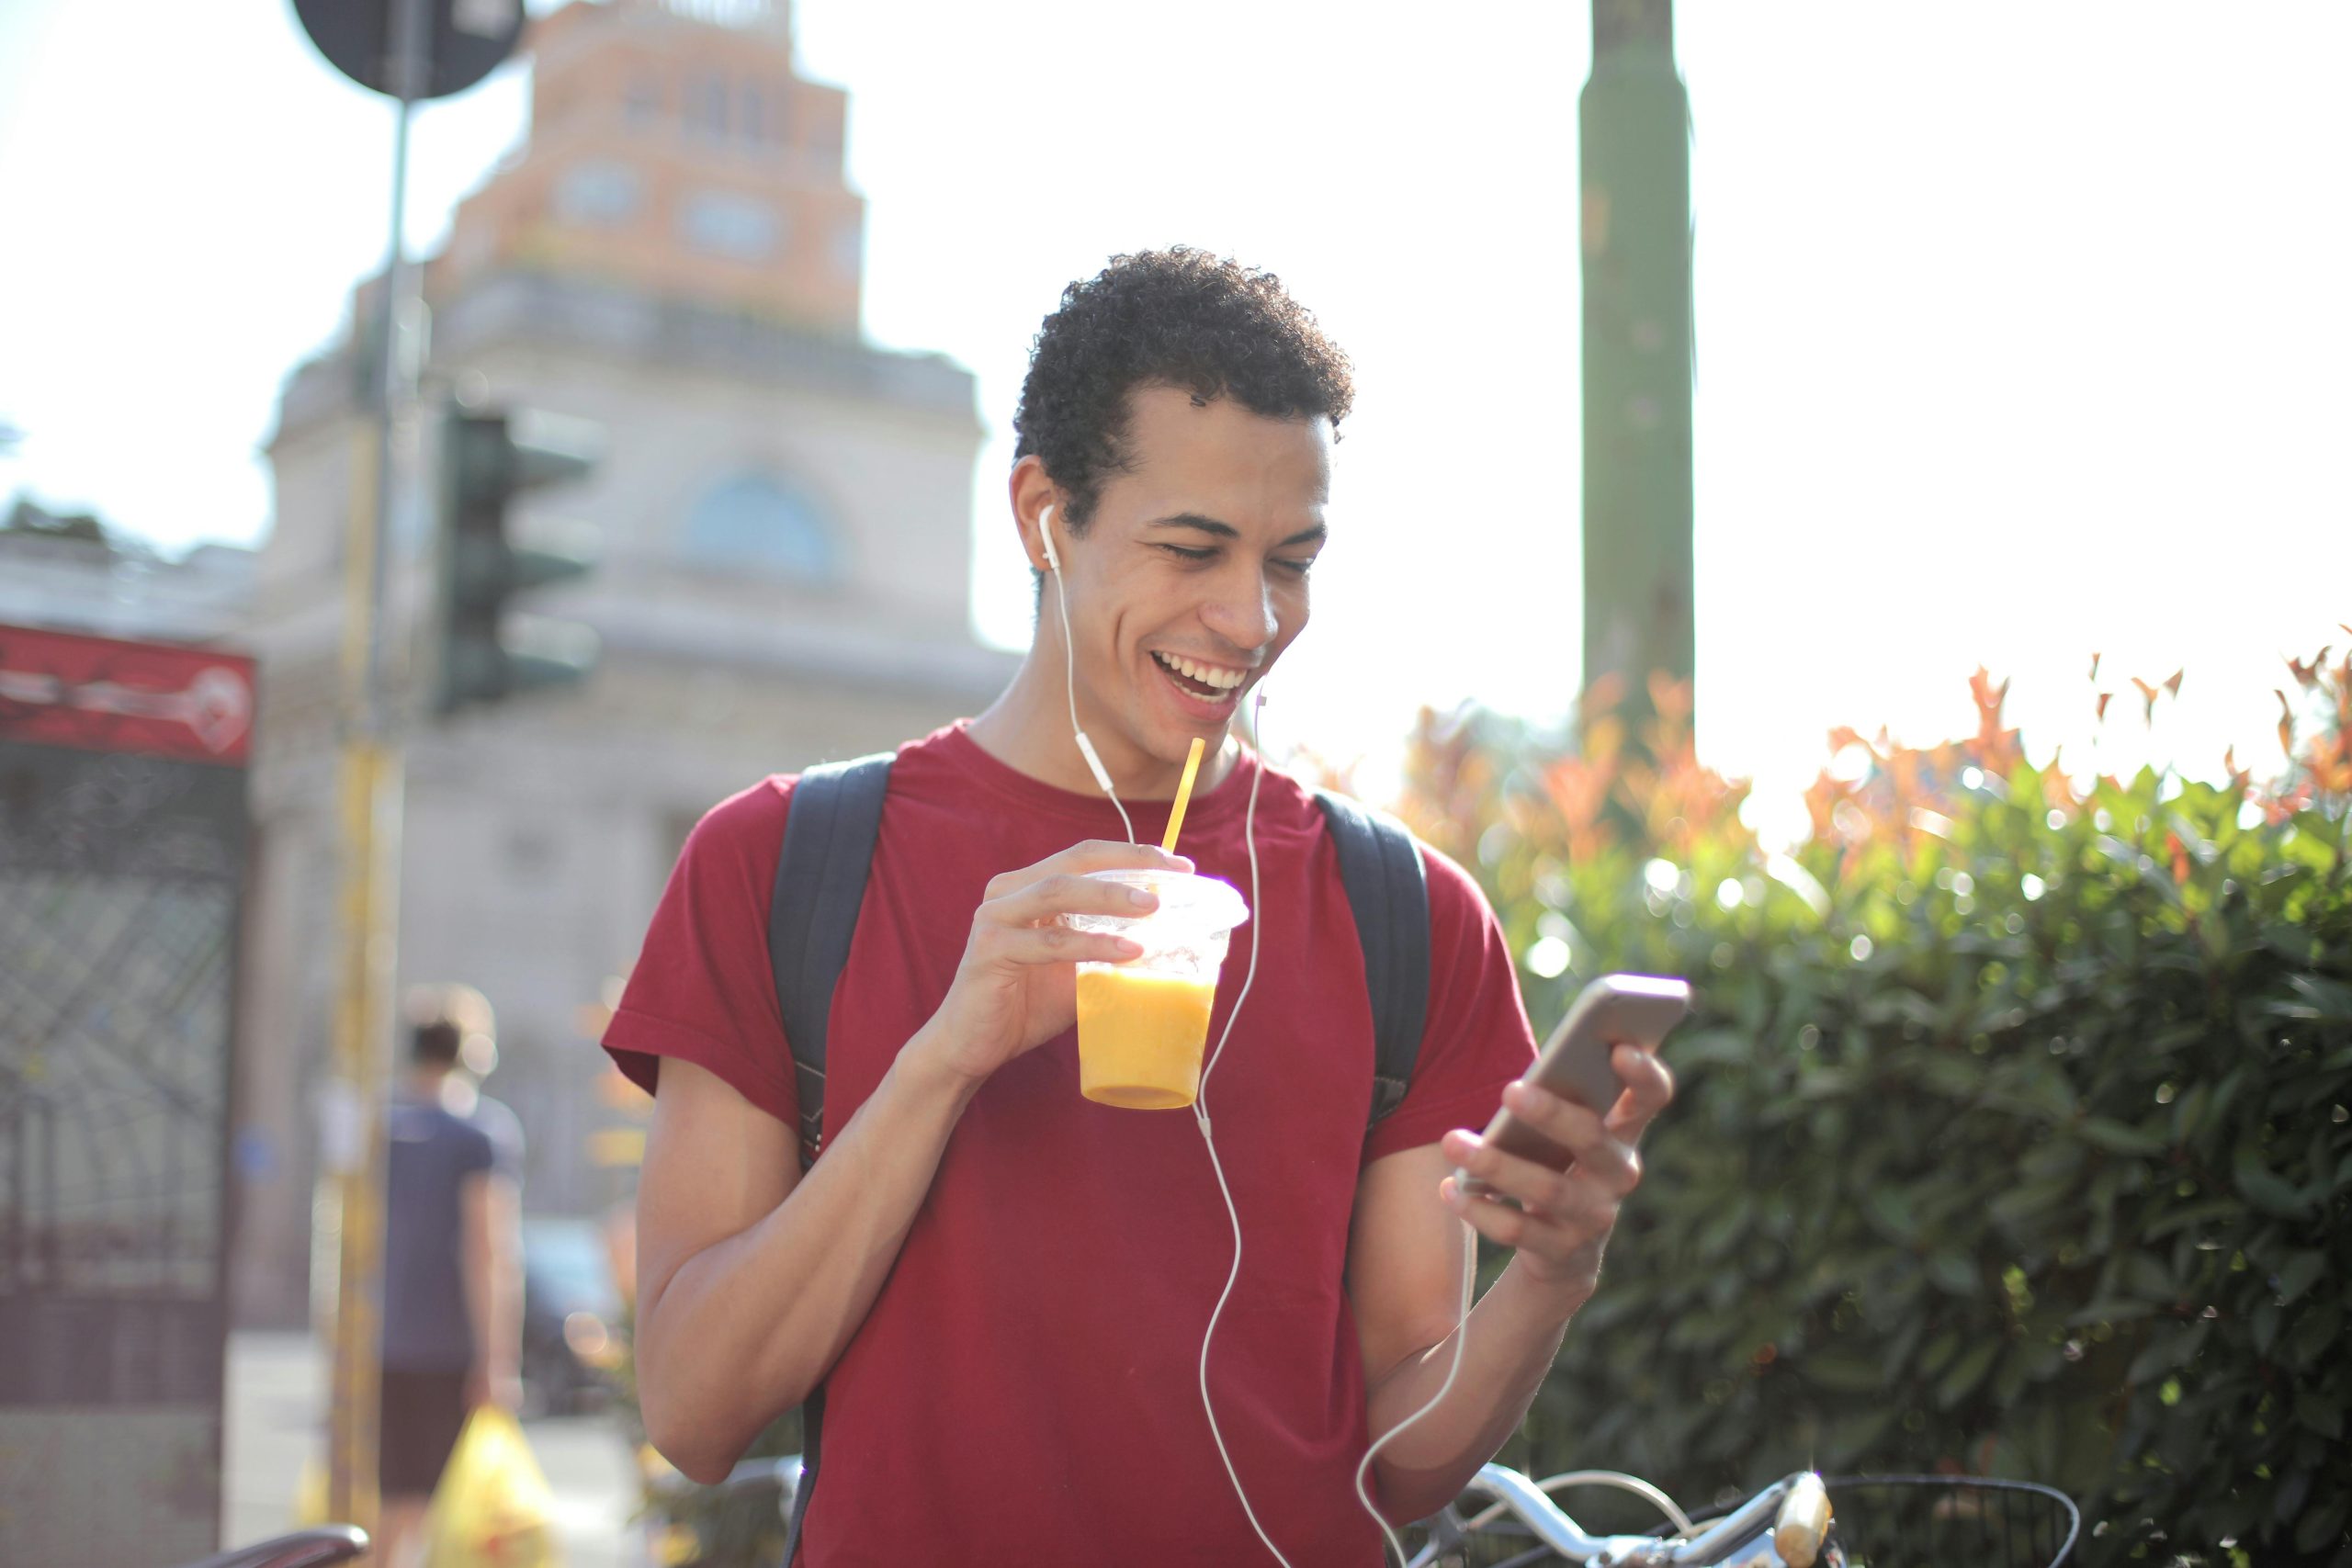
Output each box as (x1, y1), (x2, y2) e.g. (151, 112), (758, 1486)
(969, 649), (1239, 802)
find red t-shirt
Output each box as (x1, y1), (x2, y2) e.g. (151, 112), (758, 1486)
(605, 722), (1536, 1566)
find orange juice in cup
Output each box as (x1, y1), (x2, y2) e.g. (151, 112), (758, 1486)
(1063, 870), (1250, 1110)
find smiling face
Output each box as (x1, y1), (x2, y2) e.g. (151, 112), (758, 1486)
(1038, 384), (1331, 786)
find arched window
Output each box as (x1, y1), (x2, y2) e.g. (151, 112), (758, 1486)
(681, 472), (842, 583)
(687, 71), (729, 139)
(626, 72), (662, 124)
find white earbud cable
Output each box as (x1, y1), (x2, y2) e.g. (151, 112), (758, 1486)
(1046, 579), (1480, 1566)
(1354, 1214), (1478, 1565)
(1190, 695), (1294, 1565)
(1045, 503), (1136, 843)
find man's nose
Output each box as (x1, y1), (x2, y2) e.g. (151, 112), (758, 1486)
(1200, 564), (1278, 653)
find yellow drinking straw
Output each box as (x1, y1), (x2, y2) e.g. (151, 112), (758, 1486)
(1162, 736), (1206, 854)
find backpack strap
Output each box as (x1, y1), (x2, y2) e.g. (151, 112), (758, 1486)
(767, 752), (894, 1173)
(766, 753), (891, 1565)
(1315, 790), (1431, 1129)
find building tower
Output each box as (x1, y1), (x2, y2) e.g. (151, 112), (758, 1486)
(232, 0), (1012, 1326)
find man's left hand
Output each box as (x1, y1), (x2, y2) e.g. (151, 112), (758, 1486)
(1439, 1043), (1676, 1299)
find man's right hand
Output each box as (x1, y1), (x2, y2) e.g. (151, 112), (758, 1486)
(914, 840), (1192, 1087)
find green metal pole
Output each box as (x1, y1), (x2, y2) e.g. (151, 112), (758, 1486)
(1580, 0), (1694, 750)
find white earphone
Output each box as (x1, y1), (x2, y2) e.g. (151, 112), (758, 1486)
(1041, 502), (1128, 826)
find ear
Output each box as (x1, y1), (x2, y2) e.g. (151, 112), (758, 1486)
(1009, 455), (1060, 575)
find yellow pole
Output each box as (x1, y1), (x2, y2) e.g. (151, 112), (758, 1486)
(323, 0), (425, 1519)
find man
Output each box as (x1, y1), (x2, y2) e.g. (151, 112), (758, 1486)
(605, 248), (1674, 1564)
(377, 986), (524, 1567)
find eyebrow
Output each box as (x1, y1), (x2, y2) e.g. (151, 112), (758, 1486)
(1147, 513), (1329, 549)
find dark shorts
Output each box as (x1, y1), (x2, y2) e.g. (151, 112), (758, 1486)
(379, 1367), (470, 1499)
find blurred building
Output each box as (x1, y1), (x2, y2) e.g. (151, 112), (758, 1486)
(0, 500), (255, 645)
(233, 0), (1013, 1326)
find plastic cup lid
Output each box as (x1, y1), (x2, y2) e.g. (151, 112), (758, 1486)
(1085, 869), (1250, 932)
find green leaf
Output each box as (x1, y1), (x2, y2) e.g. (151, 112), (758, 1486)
(2287, 1301), (2342, 1369)
(1937, 1337), (2001, 1408)
(2276, 1250), (2329, 1306)
(2080, 1116), (2169, 1156)
(2285, 973), (2352, 1021)
(1863, 1186), (1917, 1242)
(1927, 1250), (1979, 1297)
(1800, 1348), (1889, 1395)
(2293, 1386), (2346, 1440)
(2142, 1198), (2248, 1241)
(1824, 1404), (1900, 1466)
(2235, 1145), (2316, 1218)
(1988, 1177), (2074, 1228)
(2119, 1251), (2175, 1302)
(2065, 1298), (2158, 1328)
(2253, 1298), (2284, 1356)
(2127, 1323), (2208, 1384)
(2294, 1495), (2351, 1555)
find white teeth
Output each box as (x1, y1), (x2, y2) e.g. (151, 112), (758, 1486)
(1158, 652), (1244, 691)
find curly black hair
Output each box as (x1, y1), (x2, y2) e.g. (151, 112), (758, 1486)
(1012, 247), (1354, 536)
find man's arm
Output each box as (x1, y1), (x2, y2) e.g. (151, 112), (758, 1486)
(633, 1041), (978, 1483)
(460, 1168), (523, 1411)
(1348, 1047), (1675, 1524)
(631, 839), (1188, 1484)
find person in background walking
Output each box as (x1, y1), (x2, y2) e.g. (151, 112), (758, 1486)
(374, 984), (524, 1566)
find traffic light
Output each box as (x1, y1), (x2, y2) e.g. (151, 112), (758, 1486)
(433, 404), (604, 716)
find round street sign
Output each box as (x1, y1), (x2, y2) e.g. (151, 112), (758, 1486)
(291, 0), (528, 103)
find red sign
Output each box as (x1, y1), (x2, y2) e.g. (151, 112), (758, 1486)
(0, 623), (256, 765)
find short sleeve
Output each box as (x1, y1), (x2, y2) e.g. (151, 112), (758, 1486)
(471, 1096), (526, 1184)
(457, 1121), (495, 1179)
(601, 777), (803, 1130)
(1362, 840), (1540, 1162)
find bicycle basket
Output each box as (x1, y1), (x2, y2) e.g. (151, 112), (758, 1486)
(1820, 1474), (2080, 1568)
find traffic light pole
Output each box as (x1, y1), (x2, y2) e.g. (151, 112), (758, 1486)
(323, 0), (428, 1530)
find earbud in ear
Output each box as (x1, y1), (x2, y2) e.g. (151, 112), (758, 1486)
(1040, 503), (1062, 573)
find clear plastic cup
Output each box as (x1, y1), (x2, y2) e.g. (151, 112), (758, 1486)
(1061, 869), (1250, 1110)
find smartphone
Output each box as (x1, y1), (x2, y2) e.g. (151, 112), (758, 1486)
(1458, 973), (1691, 1196)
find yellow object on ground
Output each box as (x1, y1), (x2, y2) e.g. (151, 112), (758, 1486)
(422, 1407), (562, 1568)
(291, 1452), (329, 1527)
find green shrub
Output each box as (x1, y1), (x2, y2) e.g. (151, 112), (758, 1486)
(1391, 659), (2352, 1566)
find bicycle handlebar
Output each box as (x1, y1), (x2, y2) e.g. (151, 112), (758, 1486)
(1419, 1465), (1804, 1567)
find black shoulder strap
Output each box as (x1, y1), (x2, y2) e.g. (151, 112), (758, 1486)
(767, 751), (893, 1173)
(766, 753), (890, 1567)
(1315, 790), (1430, 1128)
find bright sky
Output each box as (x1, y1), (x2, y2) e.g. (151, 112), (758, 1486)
(2, 1), (2346, 841)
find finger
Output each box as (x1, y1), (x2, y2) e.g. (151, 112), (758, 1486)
(1442, 1167), (1621, 1254)
(988, 871), (1163, 929)
(1602, 1044), (1676, 1140)
(983, 843), (1189, 901)
(1043, 840), (1195, 877)
(1446, 1124), (1637, 1213)
(1441, 1174), (1537, 1250)
(1501, 1081), (1638, 1180)
(983, 924), (1142, 968)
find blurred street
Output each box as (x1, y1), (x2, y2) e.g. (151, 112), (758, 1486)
(222, 1332), (639, 1565)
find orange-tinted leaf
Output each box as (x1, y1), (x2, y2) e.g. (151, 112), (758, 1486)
(2096, 692), (2113, 722)
(2132, 677), (2160, 726)
(2164, 669), (2183, 696)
